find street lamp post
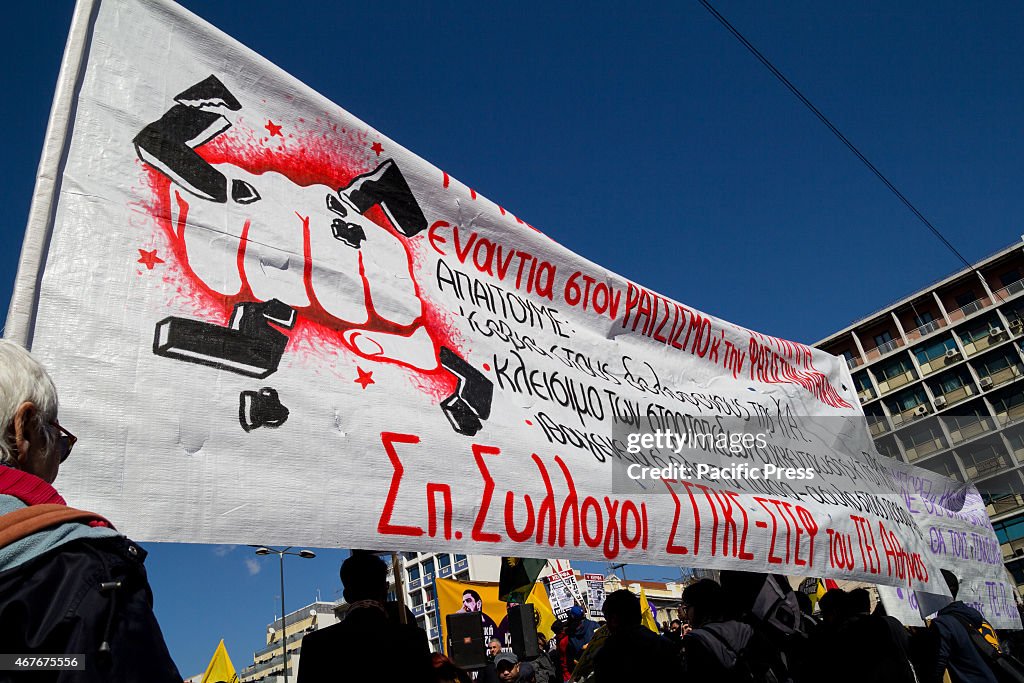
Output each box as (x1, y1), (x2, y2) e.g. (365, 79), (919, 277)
(253, 546), (316, 683)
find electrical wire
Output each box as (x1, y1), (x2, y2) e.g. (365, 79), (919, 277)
(698, 0), (973, 270)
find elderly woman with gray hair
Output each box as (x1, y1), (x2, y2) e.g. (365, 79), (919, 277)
(0, 339), (181, 681)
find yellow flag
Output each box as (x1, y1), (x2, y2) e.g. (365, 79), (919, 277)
(639, 588), (659, 634)
(527, 581), (557, 640)
(201, 639), (238, 683)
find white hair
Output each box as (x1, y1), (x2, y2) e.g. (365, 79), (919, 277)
(0, 340), (59, 466)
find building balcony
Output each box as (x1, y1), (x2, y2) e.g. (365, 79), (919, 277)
(994, 278), (1024, 302)
(948, 416), (994, 444)
(963, 328), (1007, 355)
(868, 417), (891, 437)
(438, 566), (453, 578)
(891, 404), (930, 427)
(412, 604), (425, 616)
(847, 356), (864, 370)
(857, 387), (876, 403)
(978, 364), (1023, 390)
(903, 437), (946, 462)
(455, 559), (469, 572)
(964, 454), (1012, 480)
(948, 297), (993, 323)
(998, 403), (1024, 426)
(425, 600), (436, 612)
(865, 337), (905, 361)
(408, 578), (422, 591)
(918, 349), (962, 376)
(905, 318), (947, 342)
(933, 384), (975, 408)
(423, 573), (435, 586)
(877, 370), (916, 394)
(989, 494), (1024, 518)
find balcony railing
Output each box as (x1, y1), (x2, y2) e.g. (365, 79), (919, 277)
(934, 384), (975, 407)
(988, 494), (1024, 517)
(948, 416), (993, 444)
(847, 356), (863, 370)
(903, 437), (946, 461)
(891, 404), (929, 426)
(868, 417), (891, 437)
(455, 559), (469, 572)
(994, 278), (1024, 302)
(866, 338), (904, 360)
(878, 370), (916, 394)
(998, 401), (1024, 426)
(409, 578), (422, 591)
(948, 297), (992, 322)
(979, 364), (1023, 389)
(412, 604), (425, 616)
(438, 566), (452, 578)
(857, 387), (876, 403)
(965, 455), (1009, 479)
(905, 318), (946, 341)
(423, 573), (435, 586)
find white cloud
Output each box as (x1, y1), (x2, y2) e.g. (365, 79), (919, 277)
(212, 544), (236, 557)
(245, 558), (261, 576)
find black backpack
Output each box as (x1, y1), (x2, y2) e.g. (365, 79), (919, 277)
(949, 612), (1024, 683)
(695, 625), (780, 683)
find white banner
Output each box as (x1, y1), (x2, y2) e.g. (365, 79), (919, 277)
(3, 0), (1012, 608)
(876, 461), (1020, 629)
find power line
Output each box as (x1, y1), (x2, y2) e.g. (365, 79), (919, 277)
(698, 0), (973, 270)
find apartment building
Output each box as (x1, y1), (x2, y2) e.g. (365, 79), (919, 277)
(239, 601), (341, 682)
(815, 239), (1024, 591)
(390, 552), (499, 652)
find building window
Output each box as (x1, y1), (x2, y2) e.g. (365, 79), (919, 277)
(437, 554), (451, 569)
(955, 292), (978, 309)
(893, 388), (927, 412)
(408, 565), (420, 582)
(854, 373), (872, 393)
(979, 353), (1015, 376)
(874, 331), (894, 348)
(1002, 270), (1021, 288)
(411, 592), (423, 608)
(876, 357), (914, 381)
(936, 371), (967, 395)
(913, 337), (957, 364)
(422, 558), (435, 576)
(913, 311), (935, 328)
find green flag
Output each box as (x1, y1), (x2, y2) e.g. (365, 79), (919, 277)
(499, 557), (547, 602)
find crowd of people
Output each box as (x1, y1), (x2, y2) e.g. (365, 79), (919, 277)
(4, 338), (1024, 683)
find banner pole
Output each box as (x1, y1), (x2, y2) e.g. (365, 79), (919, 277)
(4, 0), (100, 346)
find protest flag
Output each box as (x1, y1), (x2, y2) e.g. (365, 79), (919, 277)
(499, 557), (547, 602)
(639, 588), (659, 634)
(200, 639), (238, 683)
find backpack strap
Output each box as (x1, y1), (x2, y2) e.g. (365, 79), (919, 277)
(0, 504), (113, 550)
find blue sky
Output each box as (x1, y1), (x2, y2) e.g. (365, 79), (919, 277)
(3, 0), (1024, 675)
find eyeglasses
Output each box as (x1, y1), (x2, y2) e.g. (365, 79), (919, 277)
(51, 421), (77, 463)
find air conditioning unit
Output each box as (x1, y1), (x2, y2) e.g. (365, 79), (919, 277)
(990, 326), (1004, 338)
(933, 396), (947, 408)
(980, 377), (994, 389)
(914, 405), (929, 416)
(945, 348), (961, 360)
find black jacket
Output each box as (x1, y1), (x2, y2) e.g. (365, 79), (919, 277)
(0, 535), (181, 683)
(296, 604), (432, 682)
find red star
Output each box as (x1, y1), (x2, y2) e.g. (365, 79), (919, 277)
(266, 120), (282, 137)
(354, 367), (375, 389)
(370, 141), (384, 156)
(137, 249), (164, 270)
